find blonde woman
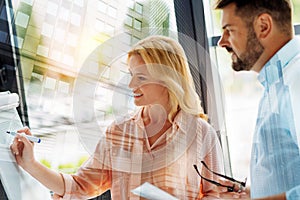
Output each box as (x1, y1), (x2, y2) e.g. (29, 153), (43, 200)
(10, 35), (224, 199)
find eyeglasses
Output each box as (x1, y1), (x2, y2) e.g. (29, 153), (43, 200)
(193, 161), (247, 193)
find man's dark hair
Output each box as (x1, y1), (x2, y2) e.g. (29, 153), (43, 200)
(215, 0), (293, 36)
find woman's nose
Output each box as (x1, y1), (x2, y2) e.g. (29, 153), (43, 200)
(128, 77), (136, 89)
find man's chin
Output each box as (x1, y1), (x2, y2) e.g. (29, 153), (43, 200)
(232, 63), (245, 71)
(232, 62), (251, 72)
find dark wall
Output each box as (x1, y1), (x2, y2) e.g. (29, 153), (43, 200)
(0, 0), (29, 126)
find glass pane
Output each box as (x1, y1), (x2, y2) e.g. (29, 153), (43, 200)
(133, 18), (142, 31)
(205, 1), (259, 181)
(6, 0), (179, 187)
(135, 2), (143, 14)
(206, 0), (300, 182)
(97, 1), (107, 13)
(47, 2), (58, 16)
(15, 12), (29, 28)
(292, 0), (300, 24)
(124, 14), (133, 26)
(107, 6), (117, 18)
(21, 0), (34, 6)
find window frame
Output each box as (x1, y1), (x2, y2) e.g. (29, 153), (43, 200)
(174, 0), (232, 176)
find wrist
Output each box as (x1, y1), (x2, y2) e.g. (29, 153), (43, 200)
(22, 159), (39, 172)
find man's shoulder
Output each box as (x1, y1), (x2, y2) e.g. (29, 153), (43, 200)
(284, 52), (300, 84)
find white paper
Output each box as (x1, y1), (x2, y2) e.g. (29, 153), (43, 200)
(0, 91), (19, 110)
(131, 182), (179, 200)
(0, 92), (22, 145)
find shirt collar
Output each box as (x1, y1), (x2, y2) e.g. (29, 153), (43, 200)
(130, 107), (192, 132)
(258, 36), (300, 87)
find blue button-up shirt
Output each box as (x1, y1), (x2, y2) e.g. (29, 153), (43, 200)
(250, 36), (300, 199)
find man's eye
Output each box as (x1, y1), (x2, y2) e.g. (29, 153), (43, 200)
(226, 29), (233, 34)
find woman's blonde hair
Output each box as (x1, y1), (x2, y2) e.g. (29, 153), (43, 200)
(128, 35), (206, 121)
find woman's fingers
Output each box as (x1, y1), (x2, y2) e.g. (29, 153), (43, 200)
(17, 126), (32, 136)
(10, 135), (22, 155)
(212, 179), (249, 199)
(10, 132), (34, 165)
(10, 127), (34, 155)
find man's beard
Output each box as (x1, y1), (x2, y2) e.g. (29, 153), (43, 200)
(230, 28), (264, 71)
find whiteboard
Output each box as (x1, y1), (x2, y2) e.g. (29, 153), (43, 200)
(0, 91), (51, 200)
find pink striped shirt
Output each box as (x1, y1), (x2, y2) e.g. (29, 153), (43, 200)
(54, 109), (223, 199)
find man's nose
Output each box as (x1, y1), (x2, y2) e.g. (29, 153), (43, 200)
(218, 32), (229, 48)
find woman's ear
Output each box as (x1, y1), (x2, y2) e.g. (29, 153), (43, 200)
(254, 13), (272, 39)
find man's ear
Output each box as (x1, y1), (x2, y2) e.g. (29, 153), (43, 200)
(254, 13), (272, 39)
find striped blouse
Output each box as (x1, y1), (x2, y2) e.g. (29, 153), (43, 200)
(54, 108), (224, 199)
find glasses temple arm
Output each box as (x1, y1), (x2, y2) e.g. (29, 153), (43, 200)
(201, 161), (246, 186)
(193, 165), (234, 189)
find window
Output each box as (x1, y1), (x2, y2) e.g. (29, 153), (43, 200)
(74, 0), (84, 7)
(128, 0), (134, 9)
(58, 80), (70, 94)
(41, 23), (54, 38)
(292, 0), (300, 23)
(50, 50), (62, 61)
(21, 0), (34, 6)
(71, 12), (81, 27)
(31, 72), (43, 82)
(62, 54), (74, 66)
(133, 18), (142, 31)
(37, 45), (49, 57)
(15, 12), (29, 28)
(203, 0), (300, 180)
(97, 1), (107, 13)
(199, 1), (259, 180)
(44, 76), (56, 90)
(123, 33), (131, 45)
(107, 6), (117, 18)
(53, 28), (65, 42)
(131, 35), (139, 44)
(95, 19), (104, 32)
(0, 6), (6, 20)
(47, 2), (58, 16)
(12, 35), (24, 48)
(135, 2), (143, 14)
(0, 30), (8, 43)
(1, 1), (199, 199)
(59, 7), (69, 22)
(105, 23), (114, 34)
(124, 14), (133, 26)
(66, 33), (78, 47)
(0, 0), (211, 186)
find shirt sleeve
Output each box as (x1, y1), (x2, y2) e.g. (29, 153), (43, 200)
(287, 185), (300, 200)
(285, 59), (300, 200)
(198, 120), (224, 196)
(53, 136), (112, 199)
(287, 59), (300, 152)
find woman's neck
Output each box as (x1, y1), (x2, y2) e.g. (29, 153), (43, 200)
(142, 105), (170, 125)
(142, 105), (172, 142)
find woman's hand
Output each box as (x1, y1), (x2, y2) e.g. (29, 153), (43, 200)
(10, 127), (65, 196)
(10, 127), (36, 170)
(214, 179), (250, 199)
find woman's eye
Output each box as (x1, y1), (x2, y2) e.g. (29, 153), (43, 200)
(138, 76), (147, 81)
